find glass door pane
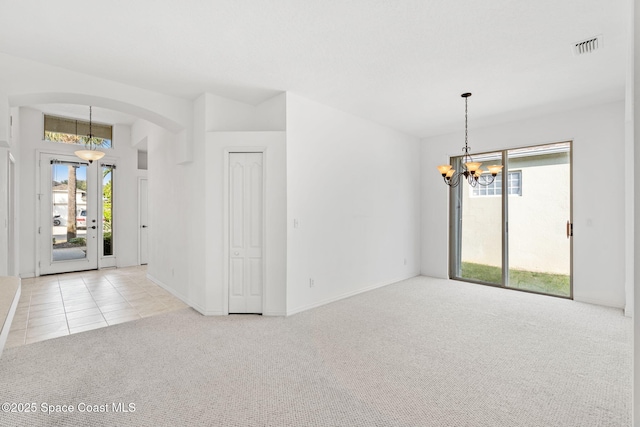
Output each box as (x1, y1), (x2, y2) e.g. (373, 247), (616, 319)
(102, 165), (114, 257)
(52, 162), (88, 262)
(506, 143), (571, 297)
(452, 151), (504, 285)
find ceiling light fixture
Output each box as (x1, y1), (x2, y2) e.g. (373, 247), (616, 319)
(74, 106), (105, 164)
(437, 93), (503, 187)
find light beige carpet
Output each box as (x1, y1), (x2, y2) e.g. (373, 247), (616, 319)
(0, 276), (631, 426)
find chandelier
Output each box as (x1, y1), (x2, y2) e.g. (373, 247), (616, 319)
(74, 106), (106, 164)
(437, 93), (503, 187)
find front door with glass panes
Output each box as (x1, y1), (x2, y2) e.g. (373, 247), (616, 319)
(39, 153), (115, 275)
(449, 142), (572, 298)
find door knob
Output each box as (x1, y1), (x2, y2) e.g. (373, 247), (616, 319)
(141, 225), (147, 228)
(91, 226), (96, 230)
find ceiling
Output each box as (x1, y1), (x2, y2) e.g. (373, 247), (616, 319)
(0, 0), (628, 137)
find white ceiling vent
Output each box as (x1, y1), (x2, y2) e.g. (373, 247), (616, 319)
(573, 35), (603, 56)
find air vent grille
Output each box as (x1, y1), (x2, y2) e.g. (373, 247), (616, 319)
(573, 35), (603, 55)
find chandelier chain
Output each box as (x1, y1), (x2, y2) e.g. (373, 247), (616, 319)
(464, 96), (468, 153)
(436, 92), (503, 188)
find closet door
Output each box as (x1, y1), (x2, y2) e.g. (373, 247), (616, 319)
(228, 152), (264, 314)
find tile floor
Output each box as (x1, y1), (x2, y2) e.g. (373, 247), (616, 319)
(6, 266), (188, 348)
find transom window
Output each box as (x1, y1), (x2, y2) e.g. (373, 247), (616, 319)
(472, 170), (522, 197)
(44, 114), (113, 148)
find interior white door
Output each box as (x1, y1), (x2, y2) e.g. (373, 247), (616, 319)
(139, 178), (149, 265)
(228, 152), (264, 314)
(40, 154), (98, 275)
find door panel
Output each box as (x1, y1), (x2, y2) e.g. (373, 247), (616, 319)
(457, 151), (503, 285)
(40, 155), (97, 274)
(231, 258), (244, 296)
(506, 144), (571, 297)
(249, 258), (263, 296)
(139, 178), (149, 265)
(229, 152), (264, 314)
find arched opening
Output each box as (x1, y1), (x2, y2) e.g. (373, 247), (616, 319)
(3, 93), (189, 346)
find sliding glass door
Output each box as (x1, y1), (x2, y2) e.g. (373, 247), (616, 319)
(505, 144), (571, 296)
(450, 151), (504, 286)
(450, 142), (572, 298)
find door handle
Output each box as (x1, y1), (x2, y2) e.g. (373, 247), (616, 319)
(566, 220), (572, 238)
(91, 226), (96, 230)
(141, 225), (147, 228)
(234, 252), (239, 255)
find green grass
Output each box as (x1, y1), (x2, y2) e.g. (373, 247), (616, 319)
(461, 262), (570, 297)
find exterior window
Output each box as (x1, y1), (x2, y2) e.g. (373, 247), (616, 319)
(44, 114), (112, 148)
(472, 171), (522, 197)
(507, 170), (522, 196)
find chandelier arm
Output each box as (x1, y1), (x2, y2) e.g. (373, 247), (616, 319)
(475, 174), (496, 187)
(447, 171), (461, 188)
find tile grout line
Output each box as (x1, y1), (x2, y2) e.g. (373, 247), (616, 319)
(68, 279), (99, 330)
(22, 284), (33, 346)
(86, 274), (146, 325)
(55, 277), (71, 337)
(109, 276), (148, 319)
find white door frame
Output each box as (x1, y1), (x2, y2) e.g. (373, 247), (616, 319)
(37, 152), (97, 275)
(138, 176), (148, 265)
(97, 159), (117, 269)
(36, 151), (118, 275)
(222, 147), (267, 315)
(7, 152), (16, 276)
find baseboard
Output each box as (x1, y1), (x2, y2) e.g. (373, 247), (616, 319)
(146, 273), (214, 315)
(145, 274), (286, 316)
(573, 295), (625, 310)
(191, 307), (225, 316)
(286, 274), (419, 316)
(0, 280), (20, 359)
(263, 311), (287, 316)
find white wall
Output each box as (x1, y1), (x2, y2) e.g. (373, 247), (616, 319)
(0, 97), (13, 275)
(16, 107), (142, 277)
(0, 52), (193, 164)
(203, 93), (287, 314)
(145, 93), (287, 315)
(286, 93), (421, 315)
(143, 119), (197, 304)
(422, 100), (626, 308)
(110, 124), (139, 267)
(206, 92), (286, 132)
(0, 53), (190, 131)
(205, 132), (287, 315)
(0, 93), (9, 146)
(0, 147), (10, 275)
